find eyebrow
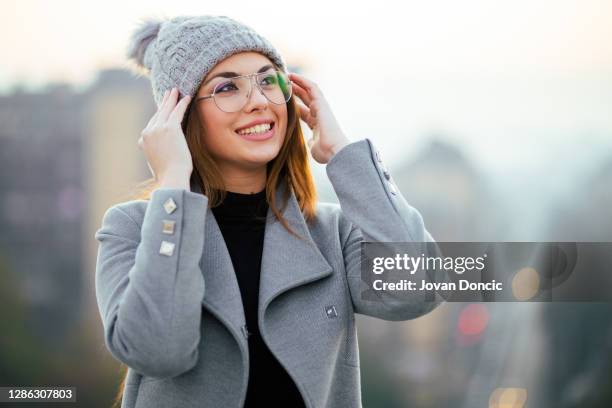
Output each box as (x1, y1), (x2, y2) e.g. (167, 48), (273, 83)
(203, 64), (275, 87)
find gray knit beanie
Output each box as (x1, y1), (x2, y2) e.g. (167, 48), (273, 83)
(126, 15), (287, 107)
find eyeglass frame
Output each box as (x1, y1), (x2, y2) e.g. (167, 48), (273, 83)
(194, 69), (293, 112)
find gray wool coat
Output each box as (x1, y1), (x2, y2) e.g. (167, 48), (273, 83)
(94, 138), (441, 408)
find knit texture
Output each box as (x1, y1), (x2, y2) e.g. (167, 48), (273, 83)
(126, 15), (287, 107)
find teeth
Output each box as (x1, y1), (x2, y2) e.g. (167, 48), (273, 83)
(237, 123), (271, 135)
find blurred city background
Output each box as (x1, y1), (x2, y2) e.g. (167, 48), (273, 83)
(1, 0), (611, 407)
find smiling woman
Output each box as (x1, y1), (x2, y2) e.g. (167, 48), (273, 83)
(192, 53), (291, 186)
(94, 14), (441, 408)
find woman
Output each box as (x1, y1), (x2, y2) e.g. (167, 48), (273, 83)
(95, 15), (440, 408)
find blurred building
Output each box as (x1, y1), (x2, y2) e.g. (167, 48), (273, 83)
(82, 69), (155, 339)
(547, 156), (612, 241)
(0, 69), (154, 348)
(540, 157), (612, 406)
(392, 137), (498, 241)
(0, 84), (87, 344)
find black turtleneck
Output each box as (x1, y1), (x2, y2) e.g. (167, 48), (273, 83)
(211, 188), (306, 408)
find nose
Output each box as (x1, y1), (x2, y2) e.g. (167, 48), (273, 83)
(242, 76), (268, 112)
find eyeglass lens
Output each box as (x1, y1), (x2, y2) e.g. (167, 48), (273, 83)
(212, 70), (292, 112)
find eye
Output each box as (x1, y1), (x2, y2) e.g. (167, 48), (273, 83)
(260, 73), (278, 86)
(215, 81), (238, 93)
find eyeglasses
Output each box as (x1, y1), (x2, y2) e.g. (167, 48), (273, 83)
(195, 69), (292, 113)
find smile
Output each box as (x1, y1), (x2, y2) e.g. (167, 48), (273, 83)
(235, 122), (275, 141)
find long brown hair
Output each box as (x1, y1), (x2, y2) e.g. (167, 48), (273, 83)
(111, 72), (317, 407)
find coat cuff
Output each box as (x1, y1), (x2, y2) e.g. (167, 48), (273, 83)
(326, 138), (430, 242)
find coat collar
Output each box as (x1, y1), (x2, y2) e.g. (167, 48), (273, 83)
(190, 177), (333, 334)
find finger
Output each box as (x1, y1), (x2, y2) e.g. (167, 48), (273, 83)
(145, 111), (157, 130)
(145, 90), (167, 126)
(154, 89), (170, 114)
(295, 99), (310, 119)
(169, 94), (192, 124)
(161, 89), (170, 107)
(146, 90), (166, 124)
(289, 72), (317, 94)
(295, 100), (316, 129)
(157, 87), (179, 124)
(292, 82), (313, 106)
(307, 137), (314, 150)
(146, 161), (156, 180)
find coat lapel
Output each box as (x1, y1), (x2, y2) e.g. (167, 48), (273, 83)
(257, 182), (333, 324)
(190, 178), (246, 332)
(189, 177), (333, 334)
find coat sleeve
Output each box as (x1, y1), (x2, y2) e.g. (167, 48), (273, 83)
(326, 138), (445, 321)
(94, 188), (207, 379)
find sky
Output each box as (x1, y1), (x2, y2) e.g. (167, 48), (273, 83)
(3, 0), (610, 89)
(2, 0), (611, 173)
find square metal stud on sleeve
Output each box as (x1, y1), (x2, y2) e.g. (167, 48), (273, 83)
(325, 305), (338, 318)
(163, 197), (177, 214)
(159, 241), (175, 256)
(162, 220), (176, 235)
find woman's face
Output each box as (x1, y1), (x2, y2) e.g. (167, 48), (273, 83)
(195, 52), (288, 171)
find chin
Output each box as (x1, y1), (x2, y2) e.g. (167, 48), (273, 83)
(239, 139), (283, 161)
(242, 149), (280, 166)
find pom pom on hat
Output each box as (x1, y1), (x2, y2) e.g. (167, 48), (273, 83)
(126, 18), (163, 70)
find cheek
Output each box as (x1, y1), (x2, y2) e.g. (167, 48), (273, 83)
(200, 110), (235, 152)
(274, 105), (289, 135)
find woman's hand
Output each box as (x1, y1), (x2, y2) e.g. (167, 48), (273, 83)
(138, 87), (193, 182)
(289, 72), (351, 164)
